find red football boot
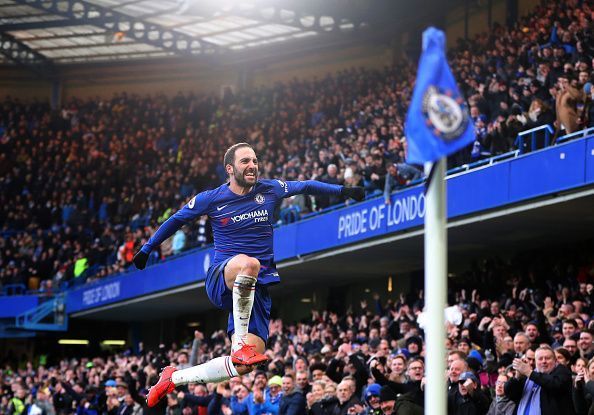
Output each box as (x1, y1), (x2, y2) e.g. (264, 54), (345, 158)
(146, 366), (177, 407)
(231, 343), (268, 366)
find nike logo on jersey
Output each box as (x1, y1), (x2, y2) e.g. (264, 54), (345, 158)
(216, 204), (228, 211)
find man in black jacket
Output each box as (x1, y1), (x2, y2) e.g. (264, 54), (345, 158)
(505, 345), (575, 415)
(447, 371), (490, 415)
(279, 374), (306, 415)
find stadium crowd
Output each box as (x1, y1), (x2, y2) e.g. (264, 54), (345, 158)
(1, 0), (594, 291)
(1, 242), (594, 415)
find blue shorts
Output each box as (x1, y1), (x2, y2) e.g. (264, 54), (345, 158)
(205, 257), (272, 343)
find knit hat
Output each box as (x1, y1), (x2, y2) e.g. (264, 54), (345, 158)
(468, 350), (484, 365)
(379, 385), (398, 402)
(365, 384), (381, 402)
(406, 336), (423, 349)
(268, 376), (282, 387)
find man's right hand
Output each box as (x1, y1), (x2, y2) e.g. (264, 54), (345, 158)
(133, 250), (149, 270)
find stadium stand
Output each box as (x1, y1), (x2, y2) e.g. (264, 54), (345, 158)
(1, 242), (594, 415)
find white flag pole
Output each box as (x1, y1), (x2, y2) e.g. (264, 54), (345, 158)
(424, 159), (447, 415)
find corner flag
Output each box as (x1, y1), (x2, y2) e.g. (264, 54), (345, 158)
(405, 27), (475, 165)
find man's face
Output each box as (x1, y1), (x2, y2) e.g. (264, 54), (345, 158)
(495, 375), (507, 396)
(579, 332), (593, 352)
(564, 339), (578, 355)
(236, 386), (249, 400)
(229, 146), (258, 188)
(254, 374), (267, 389)
(311, 369), (324, 381)
(490, 302), (500, 315)
(563, 323), (576, 339)
(525, 349), (536, 368)
(124, 394), (134, 406)
(336, 382), (352, 404)
(193, 385), (207, 396)
(380, 400), (395, 414)
(493, 324), (506, 339)
(558, 77), (569, 90)
(296, 373), (309, 390)
(281, 377), (294, 394)
(448, 360), (464, 383)
(526, 325), (538, 342)
(269, 385), (281, 397)
(407, 361), (424, 381)
(368, 395), (380, 409)
(502, 336), (513, 351)
(447, 354), (460, 368)
(514, 334), (529, 354)
(294, 359), (307, 372)
(535, 349), (556, 374)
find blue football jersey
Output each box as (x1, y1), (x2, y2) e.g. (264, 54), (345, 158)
(162, 179), (342, 285)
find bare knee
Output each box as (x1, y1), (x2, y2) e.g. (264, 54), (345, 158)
(236, 255), (260, 277)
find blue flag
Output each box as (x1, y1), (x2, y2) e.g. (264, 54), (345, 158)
(405, 27), (475, 165)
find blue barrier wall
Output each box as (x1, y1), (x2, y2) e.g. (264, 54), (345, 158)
(65, 248), (214, 314)
(509, 139), (587, 201)
(1, 135), (594, 317)
(0, 295), (39, 318)
(587, 138), (594, 184)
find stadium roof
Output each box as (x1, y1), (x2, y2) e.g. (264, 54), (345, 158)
(0, 0), (381, 70)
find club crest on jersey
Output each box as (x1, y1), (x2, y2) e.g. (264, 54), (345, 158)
(188, 196), (196, 209)
(254, 193), (265, 204)
(421, 86), (469, 141)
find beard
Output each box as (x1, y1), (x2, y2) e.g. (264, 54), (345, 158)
(233, 166), (258, 188)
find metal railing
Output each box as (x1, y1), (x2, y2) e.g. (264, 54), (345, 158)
(514, 125), (555, 154)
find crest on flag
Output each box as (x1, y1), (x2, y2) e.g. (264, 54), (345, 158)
(421, 86), (469, 142)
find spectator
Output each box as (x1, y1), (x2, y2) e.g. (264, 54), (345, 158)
(362, 383), (382, 414)
(578, 330), (594, 360)
(383, 164), (423, 203)
(378, 386), (397, 415)
(166, 393), (181, 415)
(172, 229), (186, 256)
(555, 74), (586, 135)
(448, 371), (490, 415)
(295, 371), (311, 395)
(119, 394), (142, 415)
(486, 374), (515, 415)
(505, 345), (575, 415)
(279, 375), (305, 415)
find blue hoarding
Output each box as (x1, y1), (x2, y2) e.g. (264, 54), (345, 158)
(3, 135), (594, 317)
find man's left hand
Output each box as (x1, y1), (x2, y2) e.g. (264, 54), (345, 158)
(342, 186), (365, 201)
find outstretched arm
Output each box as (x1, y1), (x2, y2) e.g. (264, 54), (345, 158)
(277, 179), (364, 201)
(134, 191), (212, 269)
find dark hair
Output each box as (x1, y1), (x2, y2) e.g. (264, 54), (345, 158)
(555, 347), (571, 363)
(223, 142), (253, 169)
(564, 319), (578, 329)
(309, 362), (327, 373)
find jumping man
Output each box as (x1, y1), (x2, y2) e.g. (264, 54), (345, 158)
(133, 143), (365, 407)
